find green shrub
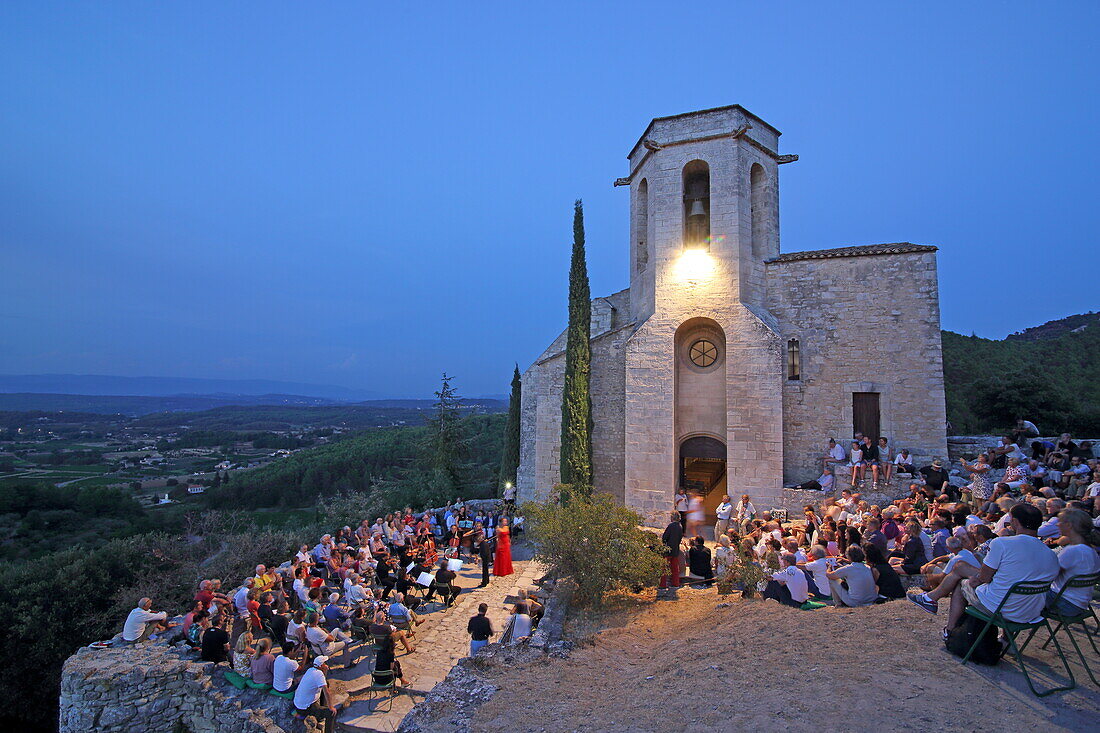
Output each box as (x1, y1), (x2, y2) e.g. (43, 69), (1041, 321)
(522, 488), (664, 605)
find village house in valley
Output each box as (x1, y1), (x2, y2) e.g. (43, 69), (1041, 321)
(518, 105), (947, 523)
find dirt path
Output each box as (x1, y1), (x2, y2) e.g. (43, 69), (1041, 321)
(467, 586), (1100, 732)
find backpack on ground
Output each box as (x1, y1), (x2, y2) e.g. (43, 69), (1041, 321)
(944, 614), (1001, 665)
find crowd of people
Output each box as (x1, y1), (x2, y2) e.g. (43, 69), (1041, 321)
(120, 500), (536, 731)
(659, 428), (1100, 653)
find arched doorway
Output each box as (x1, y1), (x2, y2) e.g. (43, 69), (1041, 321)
(679, 435), (727, 526)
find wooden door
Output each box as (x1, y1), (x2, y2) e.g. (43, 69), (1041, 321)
(853, 392), (881, 440)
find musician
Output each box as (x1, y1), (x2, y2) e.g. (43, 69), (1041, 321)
(474, 521), (494, 587)
(424, 559), (460, 607)
(375, 556), (398, 600)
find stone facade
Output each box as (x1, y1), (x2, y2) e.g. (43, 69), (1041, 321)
(767, 245), (948, 478)
(518, 105), (947, 524)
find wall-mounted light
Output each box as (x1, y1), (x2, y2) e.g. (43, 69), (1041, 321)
(674, 249), (715, 282)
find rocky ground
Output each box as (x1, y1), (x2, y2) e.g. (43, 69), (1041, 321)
(454, 585), (1099, 733)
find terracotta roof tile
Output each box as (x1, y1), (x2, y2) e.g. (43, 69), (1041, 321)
(768, 242), (937, 263)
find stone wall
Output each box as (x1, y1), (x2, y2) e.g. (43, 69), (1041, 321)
(766, 250), (948, 485)
(60, 640), (322, 733)
(518, 289), (632, 504)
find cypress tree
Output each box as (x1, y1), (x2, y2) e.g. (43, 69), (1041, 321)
(559, 199), (593, 492)
(498, 364), (522, 492)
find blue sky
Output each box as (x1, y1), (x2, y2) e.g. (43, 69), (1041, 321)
(1, 3), (1097, 397)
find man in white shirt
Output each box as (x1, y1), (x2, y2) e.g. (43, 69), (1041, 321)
(305, 615), (351, 669)
(947, 504), (1058, 631)
(735, 494), (756, 532)
(822, 438), (847, 471)
(122, 597), (170, 642)
(233, 580), (253, 618)
(272, 651), (305, 693)
(801, 546), (835, 600)
(766, 554), (809, 608)
(714, 495), (733, 539)
(292, 655), (335, 733)
(894, 449), (916, 475)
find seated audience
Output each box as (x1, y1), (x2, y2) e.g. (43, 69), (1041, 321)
(764, 553), (810, 608)
(200, 617), (230, 664)
(945, 504), (1059, 634)
(825, 545), (878, 607)
(249, 638), (275, 688)
(1047, 508), (1100, 615)
(687, 535), (714, 581)
(863, 543), (905, 600)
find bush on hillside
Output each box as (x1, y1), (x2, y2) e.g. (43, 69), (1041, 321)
(523, 487), (665, 605)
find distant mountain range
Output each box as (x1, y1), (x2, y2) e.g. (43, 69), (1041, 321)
(0, 374), (380, 401)
(0, 392), (344, 415)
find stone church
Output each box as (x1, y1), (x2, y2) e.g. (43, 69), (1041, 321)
(517, 105), (947, 524)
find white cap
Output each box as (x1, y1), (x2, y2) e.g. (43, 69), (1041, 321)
(313, 655), (328, 667)
(965, 515), (984, 527)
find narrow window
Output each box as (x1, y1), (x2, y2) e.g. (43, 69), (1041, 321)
(636, 178), (649, 272)
(682, 160), (710, 249)
(787, 339), (801, 380)
(750, 163), (767, 258)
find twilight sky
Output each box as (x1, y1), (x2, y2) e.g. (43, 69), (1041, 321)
(1, 3), (1097, 398)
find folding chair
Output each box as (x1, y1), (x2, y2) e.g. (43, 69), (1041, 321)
(1020, 571), (1100, 687)
(962, 580), (1075, 697)
(366, 669), (398, 712)
(370, 633), (392, 655)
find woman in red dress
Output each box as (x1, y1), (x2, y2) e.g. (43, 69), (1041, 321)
(493, 517), (514, 577)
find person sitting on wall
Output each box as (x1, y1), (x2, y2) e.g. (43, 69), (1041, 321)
(122, 596), (174, 643)
(918, 458), (951, 499)
(860, 435), (881, 487)
(793, 465), (835, 492)
(200, 615), (230, 664)
(893, 449), (916, 476)
(822, 438), (847, 472)
(292, 655), (337, 733)
(848, 441), (865, 487)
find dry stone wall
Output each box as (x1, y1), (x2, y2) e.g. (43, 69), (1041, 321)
(60, 639), (322, 733)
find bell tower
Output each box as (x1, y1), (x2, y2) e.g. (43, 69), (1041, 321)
(618, 105), (792, 524)
(620, 105), (785, 324)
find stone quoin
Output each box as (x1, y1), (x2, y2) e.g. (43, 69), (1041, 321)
(517, 105), (947, 524)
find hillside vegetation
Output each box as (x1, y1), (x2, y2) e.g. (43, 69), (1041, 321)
(942, 313), (1100, 434)
(204, 412), (507, 509)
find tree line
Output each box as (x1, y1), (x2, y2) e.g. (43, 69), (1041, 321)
(942, 324), (1100, 434)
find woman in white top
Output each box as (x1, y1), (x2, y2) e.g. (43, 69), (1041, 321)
(713, 535), (735, 577)
(1048, 509), (1100, 615)
(877, 437), (894, 483)
(848, 442), (865, 486)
